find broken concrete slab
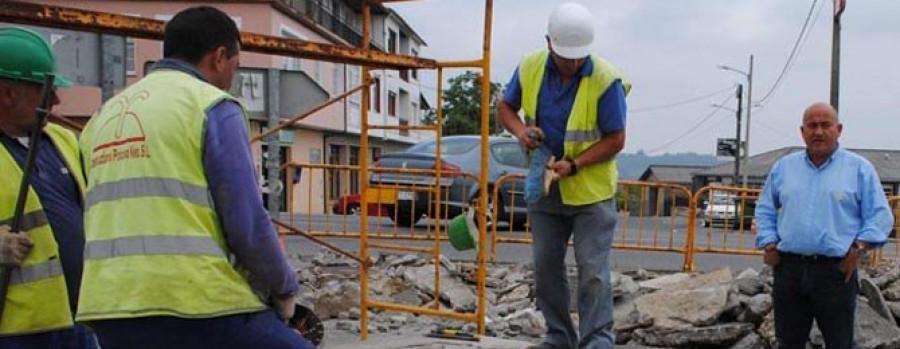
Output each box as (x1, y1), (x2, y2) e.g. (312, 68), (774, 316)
(404, 264), (477, 312)
(632, 322), (753, 347)
(856, 299), (900, 349)
(861, 277), (893, 321)
(638, 272), (690, 291)
(663, 267), (732, 292)
(634, 285), (730, 327)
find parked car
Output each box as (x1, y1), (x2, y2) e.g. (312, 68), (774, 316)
(702, 192), (756, 229)
(332, 193), (392, 217)
(370, 136), (529, 227)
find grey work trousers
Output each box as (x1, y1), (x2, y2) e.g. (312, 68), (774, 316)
(528, 184), (617, 349)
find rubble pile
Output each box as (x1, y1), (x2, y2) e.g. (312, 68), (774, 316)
(293, 250), (900, 348)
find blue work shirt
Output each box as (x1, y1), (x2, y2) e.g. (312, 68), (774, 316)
(755, 147), (894, 257)
(0, 132), (84, 314)
(147, 59), (299, 297)
(502, 57), (627, 159)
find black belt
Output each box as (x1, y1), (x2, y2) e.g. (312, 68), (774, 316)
(780, 251), (843, 262)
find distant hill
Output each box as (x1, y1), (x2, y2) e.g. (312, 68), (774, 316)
(617, 151), (720, 180)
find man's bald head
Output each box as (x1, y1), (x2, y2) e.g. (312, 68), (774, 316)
(802, 102), (839, 125)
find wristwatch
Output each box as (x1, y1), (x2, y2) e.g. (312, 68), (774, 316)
(565, 159), (578, 176)
(854, 241), (870, 252)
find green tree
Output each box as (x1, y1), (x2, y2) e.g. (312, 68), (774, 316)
(420, 71), (502, 135)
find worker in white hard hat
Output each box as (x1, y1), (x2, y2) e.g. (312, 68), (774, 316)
(497, 2), (631, 348)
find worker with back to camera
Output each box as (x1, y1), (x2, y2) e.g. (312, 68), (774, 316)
(76, 6), (315, 348)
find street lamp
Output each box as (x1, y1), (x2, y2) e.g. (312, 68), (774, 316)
(717, 55), (754, 187)
(711, 85), (743, 187)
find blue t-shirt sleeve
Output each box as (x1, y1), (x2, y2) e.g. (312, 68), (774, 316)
(597, 79), (627, 133)
(502, 67), (522, 110)
(203, 100), (300, 297)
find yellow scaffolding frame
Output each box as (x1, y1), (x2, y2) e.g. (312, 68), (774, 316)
(356, 0), (493, 338)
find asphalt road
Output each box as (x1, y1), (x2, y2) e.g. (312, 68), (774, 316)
(280, 213), (766, 272)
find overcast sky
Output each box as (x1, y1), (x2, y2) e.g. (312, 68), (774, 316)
(389, 0), (900, 155)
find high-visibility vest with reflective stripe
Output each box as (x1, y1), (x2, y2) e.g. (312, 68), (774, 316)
(519, 50), (631, 205)
(77, 69), (266, 321)
(0, 124), (83, 335)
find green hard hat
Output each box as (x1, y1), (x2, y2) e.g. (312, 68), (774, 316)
(0, 27), (72, 87)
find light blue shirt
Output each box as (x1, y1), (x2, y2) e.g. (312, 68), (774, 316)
(755, 147), (894, 257)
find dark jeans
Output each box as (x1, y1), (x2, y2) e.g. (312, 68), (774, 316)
(88, 310), (315, 349)
(0, 323), (98, 349)
(773, 253), (858, 349)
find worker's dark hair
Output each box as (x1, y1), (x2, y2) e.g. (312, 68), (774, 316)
(163, 6), (240, 64)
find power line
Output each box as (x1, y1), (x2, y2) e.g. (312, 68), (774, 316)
(647, 93), (735, 154)
(757, 0), (822, 104)
(629, 84), (736, 113)
(755, 119), (798, 143)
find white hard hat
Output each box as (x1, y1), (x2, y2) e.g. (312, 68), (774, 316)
(547, 2), (594, 59)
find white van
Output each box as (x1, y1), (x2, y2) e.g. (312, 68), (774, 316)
(703, 192), (737, 227)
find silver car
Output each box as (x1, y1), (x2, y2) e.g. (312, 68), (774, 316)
(370, 136), (529, 227)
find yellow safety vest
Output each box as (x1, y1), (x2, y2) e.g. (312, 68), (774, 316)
(519, 50), (631, 205)
(0, 124), (83, 336)
(77, 69), (266, 322)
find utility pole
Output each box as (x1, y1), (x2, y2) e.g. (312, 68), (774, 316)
(742, 55), (753, 188)
(720, 56), (754, 187)
(734, 84), (743, 187)
(831, 0), (846, 111)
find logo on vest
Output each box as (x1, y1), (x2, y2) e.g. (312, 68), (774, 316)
(90, 90), (152, 167)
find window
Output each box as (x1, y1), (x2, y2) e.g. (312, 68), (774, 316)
(371, 78), (381, 113)
(411, 49), (418, 80)
(349, 67), (360, 106)
(328, 144), (343, 200)
(314, 61), (322, 82)
(349, 146), (360, 194)
(124, 13), (141, 76)
(370, 147), (382, 163)
(387, 91), (397, 117)
(125, 38), (136, 76)
(332, 64), (342, 94)
(399, 119), (409, 136)
(280, 26), (306, 71)
(388, 29), (397, 53)
(490, 142), (529, 168)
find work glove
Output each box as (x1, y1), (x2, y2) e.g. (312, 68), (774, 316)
(0, 225), (33, 267)
(274, 292), (297, 320)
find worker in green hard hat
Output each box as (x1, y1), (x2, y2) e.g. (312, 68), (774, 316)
(0, 26), (97, 348)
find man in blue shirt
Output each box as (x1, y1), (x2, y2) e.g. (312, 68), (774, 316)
(755, 102), (893, 348)
(498, 3), (628, 348)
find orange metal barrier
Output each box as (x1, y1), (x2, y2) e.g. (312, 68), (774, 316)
(280, 162), (480, 242)
(488, 173), (528, 262)
(871, 196), (900, 264)
(488, 176), (694, 266)
(616, 180), (695, 269)
(685, 186), (761, 270)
